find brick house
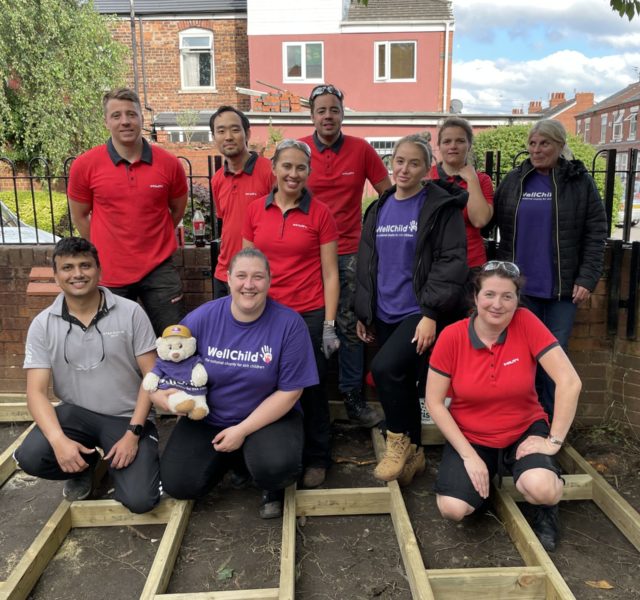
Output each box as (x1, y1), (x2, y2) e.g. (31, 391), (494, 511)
(513, 92), (595, 135)
(576, 82), (640, 197)
(94, 0), (249, 144)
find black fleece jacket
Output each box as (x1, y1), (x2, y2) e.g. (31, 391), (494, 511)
(355, 180), (468, 326)
(494, 157), (607, 298)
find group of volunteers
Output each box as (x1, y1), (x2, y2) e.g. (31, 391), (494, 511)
(16, 84), (607, 553)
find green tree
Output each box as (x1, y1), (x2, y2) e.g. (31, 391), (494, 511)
(610, 0), (640, 19)
(473, 124), (621, 232)
(0, 0), (128, 169)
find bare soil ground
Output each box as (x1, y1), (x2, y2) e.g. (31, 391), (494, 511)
(1, 419), (638, 599)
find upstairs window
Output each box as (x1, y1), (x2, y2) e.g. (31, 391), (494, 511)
(283, 42), (323, 83)
(612, 110), (624, 141)
(628, 112), (637, 141)
(180, 29), (215, 90)
(374, 41), (416, 82)
(600, 114), (608, 143)
(583, 118), (591, 143)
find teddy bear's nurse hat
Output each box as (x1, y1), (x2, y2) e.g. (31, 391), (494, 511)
(161, 324), (192, 339)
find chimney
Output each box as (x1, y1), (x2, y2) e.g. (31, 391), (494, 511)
(549, 92), (566, 108)
(574, 92), (595, 112)
(528, 100), (543, 114)
(512, 108), (523, 115)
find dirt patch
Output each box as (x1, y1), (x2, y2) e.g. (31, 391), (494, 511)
(1, 420), (639, 599)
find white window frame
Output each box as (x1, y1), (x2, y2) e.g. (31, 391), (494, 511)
(282, 42), (324, 83)
(374, 41), (417, 83)
(612, 110), (625, 142)
(600, 114), (608, 143)
(627, 108), (638, 141)
(583, 117), (591, 143)
(179, 28), (215, 91)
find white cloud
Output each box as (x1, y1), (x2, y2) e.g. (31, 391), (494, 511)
(452, 50), (640, 114)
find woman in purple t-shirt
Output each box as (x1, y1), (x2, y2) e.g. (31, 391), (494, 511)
(354, 134), (468, 486)
(150, 248), (318, 519)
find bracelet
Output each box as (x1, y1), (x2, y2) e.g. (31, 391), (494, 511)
(547, 435), (563, 447)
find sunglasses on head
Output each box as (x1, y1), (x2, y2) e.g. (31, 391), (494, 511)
(482, 261), (521, 277)
(309, 84), (344, 102)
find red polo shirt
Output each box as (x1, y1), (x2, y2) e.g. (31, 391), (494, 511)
(242, 190), (338, 314)
(299, 132), (389, 255)
(212, 152), (275, 282)
(68, 139), (188, 287)
(429, 164), (494, 267)
(429, 308), (556, 448)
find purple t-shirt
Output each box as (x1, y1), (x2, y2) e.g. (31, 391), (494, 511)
(182, 296), (318, 428)
(151, 355), (207, 395)
(515, 172), (554, 298)
(375, 189), (426, 323)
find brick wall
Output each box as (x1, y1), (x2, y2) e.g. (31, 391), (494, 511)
(109, 17), (250, 113)
(2, 244), (639, 435)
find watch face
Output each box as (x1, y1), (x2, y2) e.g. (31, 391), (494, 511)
(129, 424), (143, 436)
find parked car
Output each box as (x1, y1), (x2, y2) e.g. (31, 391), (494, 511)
(0, 201), (59, 244)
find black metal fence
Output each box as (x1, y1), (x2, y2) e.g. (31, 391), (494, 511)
(1, 149), (639, 245)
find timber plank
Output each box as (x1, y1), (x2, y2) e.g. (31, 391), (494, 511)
(0, 424), (35, 488)
(295, 487), (390, 516)
(155, 591), (279, 599)
(501, 474), (593, 502)
(70, 498), (178, 528)
(278, 485), (296, 600)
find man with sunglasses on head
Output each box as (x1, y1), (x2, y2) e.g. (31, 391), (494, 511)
(15, 238), (160, 513)
(300, 84), (391, 428)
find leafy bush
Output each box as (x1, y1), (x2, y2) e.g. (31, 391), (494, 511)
(0, 189), (70, 235)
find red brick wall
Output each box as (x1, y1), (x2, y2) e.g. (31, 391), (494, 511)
(2, 244), (639, 435)
(109, 17), (250, 114)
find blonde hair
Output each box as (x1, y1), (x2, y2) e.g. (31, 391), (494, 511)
(528, 119), (573, 159)
(392, 134), (433, 166)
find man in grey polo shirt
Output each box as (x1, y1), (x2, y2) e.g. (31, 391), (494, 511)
(15, 237), (160, 513)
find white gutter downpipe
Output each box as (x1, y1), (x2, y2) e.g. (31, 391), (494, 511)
(443, 20), (451, 113)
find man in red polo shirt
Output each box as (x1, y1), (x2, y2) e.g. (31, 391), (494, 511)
(300, 84), (391, 428)
(210, 106), (274, 299)
(68, 88), (188, 336)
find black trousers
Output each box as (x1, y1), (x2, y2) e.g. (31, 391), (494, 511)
(300, 308), (332, 468)
(160, 409), (304, 498)
(371, 315), (427, 445)
(15, 403), (160, 514)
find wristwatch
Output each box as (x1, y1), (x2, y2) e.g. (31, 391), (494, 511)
(323, 320), (336, 327)
(127, 423), (144, 436)
(547, 435), (563, 447)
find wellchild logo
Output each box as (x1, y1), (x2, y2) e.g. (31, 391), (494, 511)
(208, 346), (260, 362)
(503, 357), (520, 367)
(149, 184), (165, 189)
(409, 220), (418, 232)
(261, 345), (273, 364)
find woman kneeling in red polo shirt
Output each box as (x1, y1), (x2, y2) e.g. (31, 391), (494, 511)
(243, 139), (340, 489)
(426, 261), (582, 552)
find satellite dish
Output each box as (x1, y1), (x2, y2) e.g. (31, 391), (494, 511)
(450, 99), (463, 114)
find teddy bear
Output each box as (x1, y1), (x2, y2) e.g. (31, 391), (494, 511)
(143, 324), (209, 420)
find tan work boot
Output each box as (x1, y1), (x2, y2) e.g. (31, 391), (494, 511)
(398, 444), (426, 487)
(373, 431), (412, 481)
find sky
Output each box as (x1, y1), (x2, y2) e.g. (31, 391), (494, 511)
(451, 0), (640, 114)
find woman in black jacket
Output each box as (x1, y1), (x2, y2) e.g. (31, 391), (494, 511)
(494, 119), (607, 418)
(355, 133), (468, 485)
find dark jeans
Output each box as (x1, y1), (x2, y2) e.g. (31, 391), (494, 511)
(371, 314), (427, 445)
(14, 404), (160, 514)
(213, 277), (229, 300)
(522, 296), (577, 420)
(109, 258), (185, 336)
(337, 254), (364, 393)
(160, 409), (304, 498)
(300, 308), (332, 468)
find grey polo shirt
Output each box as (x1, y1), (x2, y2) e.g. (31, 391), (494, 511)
(24, 287), (157, 418)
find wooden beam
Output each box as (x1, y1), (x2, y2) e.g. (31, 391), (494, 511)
(141, 500), (193, 599)
(0, 401), (59, 423)
(70, 498), (178, 528)
(3, 501), (72, 600)
(558, 444), (640, 552)
(295, 487), (390, 516)
(155, 591), (279, 599)
(371, 429), (435, 600)
(492, 484), (575, 600)
(426, 566), (547, 599)
(501, 474), (593, 502)
(278, 485), (296, 600)
(421, 424), (445, 446)
(0, 424), (35, 488)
